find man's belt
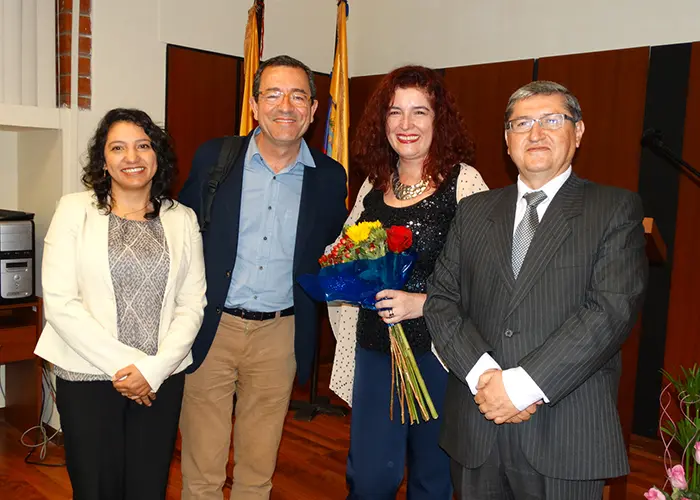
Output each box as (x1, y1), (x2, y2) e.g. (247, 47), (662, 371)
(223, 306), (294, 321)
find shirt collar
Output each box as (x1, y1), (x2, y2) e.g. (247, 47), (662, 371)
(517, 166), (572, 203)
(246, 127), (316, 168)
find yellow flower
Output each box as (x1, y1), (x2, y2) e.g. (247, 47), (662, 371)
(345, 221), (381, 243)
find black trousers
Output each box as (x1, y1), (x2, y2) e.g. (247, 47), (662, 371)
(451, 424), (605, 500)
(55, 372), (185, 500)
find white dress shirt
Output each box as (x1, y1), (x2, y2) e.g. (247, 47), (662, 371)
(465, 166), (572, 411)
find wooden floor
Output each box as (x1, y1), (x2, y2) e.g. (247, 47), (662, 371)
(0, 368), (670, 500)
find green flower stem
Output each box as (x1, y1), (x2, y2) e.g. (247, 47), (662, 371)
(391, 326), (417, 423)
(401, 346), (428, 422)
(390, 340), (396, 422)
(395, 340), (419, 423)
(397, 347), (411, 423)
(391, 337), (404, 423)
(396, 331), (430, 421)
(391, 335), (413, 423)
(393, 323), (439, 420)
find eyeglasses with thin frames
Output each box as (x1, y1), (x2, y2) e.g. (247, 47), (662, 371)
(506, 113), (576, 133)
(258, 90), (311, 108)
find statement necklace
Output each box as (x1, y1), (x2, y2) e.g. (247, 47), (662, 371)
(392, 172), (430, 200)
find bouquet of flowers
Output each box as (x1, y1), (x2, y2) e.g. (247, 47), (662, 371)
(645, 365), (700, 500)
(299, 221), (438, 424)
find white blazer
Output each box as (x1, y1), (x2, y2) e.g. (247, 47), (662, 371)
(34, 191), (207, 392)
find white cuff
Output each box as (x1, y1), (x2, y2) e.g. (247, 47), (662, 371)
(501, 367), (549, 411)
(465, 353), (502, 395)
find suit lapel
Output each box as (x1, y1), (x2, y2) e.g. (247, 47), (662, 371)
(293, 164), (317, 274)
(504, 174), (584, 318)
(486, 186), (518, 294)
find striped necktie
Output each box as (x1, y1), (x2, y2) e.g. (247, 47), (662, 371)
(512, 190), (547, 279)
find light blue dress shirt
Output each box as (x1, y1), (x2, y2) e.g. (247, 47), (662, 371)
(224, 128), (315, 312)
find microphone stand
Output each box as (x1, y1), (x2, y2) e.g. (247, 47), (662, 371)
(641, 129), (700, 182)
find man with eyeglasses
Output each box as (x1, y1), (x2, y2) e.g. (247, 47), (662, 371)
(178, 55), (347, 500)
(425, 81), (648, 499)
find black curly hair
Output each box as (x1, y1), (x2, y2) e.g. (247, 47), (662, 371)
(82, 108), (176, 219)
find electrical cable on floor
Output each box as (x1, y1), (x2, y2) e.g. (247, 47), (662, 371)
(21, 363), (65, 467)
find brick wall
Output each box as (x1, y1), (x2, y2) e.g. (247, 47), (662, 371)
(56, 0), (91, 109)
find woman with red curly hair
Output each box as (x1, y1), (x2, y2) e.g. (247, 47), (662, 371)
(328, 66), (488, 499)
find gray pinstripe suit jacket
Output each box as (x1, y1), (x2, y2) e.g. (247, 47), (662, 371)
(424, 174), (648, 481)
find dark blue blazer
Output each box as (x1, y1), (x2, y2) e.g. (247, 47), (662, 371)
(178, 132), (347, 384)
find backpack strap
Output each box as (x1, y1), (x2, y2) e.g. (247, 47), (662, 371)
(200, 136), (244, 232)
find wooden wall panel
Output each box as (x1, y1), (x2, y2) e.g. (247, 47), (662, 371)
(166, 45), (240, 197)
(537, 48), (649, 191)
(304, 73), (331, 152)
(663, 43), (700, 378)
(444, 60), (534, 189)
(348, 74), (385, 205)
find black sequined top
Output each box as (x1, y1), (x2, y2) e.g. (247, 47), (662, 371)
(356, 168), (459, 355)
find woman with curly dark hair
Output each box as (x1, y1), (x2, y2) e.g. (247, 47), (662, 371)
(82, 108), (178, 219)
(35, 108), (206, 499)
(327, 66), (488, 499)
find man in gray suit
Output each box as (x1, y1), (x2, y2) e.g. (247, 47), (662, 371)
(424, 81), (648, 499)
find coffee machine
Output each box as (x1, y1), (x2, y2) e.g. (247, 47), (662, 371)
(0, 209), (35, 304)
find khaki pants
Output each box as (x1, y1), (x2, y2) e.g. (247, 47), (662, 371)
(180, 312), (296, 500)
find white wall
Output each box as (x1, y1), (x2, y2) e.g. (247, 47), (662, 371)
(0, 130), (18, 209)
(158, 0), (248, 61)
(18, 129), (63, 299)
(91, 2), (167, 122)
(351, 0), (700, 76)
(159, 0), (338, 74)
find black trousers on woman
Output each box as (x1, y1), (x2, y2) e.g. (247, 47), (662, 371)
(55, 372), (185, 500)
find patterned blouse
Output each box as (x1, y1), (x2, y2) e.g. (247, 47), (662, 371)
(54, 213), (170, 382)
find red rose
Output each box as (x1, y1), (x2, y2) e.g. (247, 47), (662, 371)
(386, 226), (413, 253)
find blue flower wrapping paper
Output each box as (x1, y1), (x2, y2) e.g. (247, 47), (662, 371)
(297, 251), (417, 310)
